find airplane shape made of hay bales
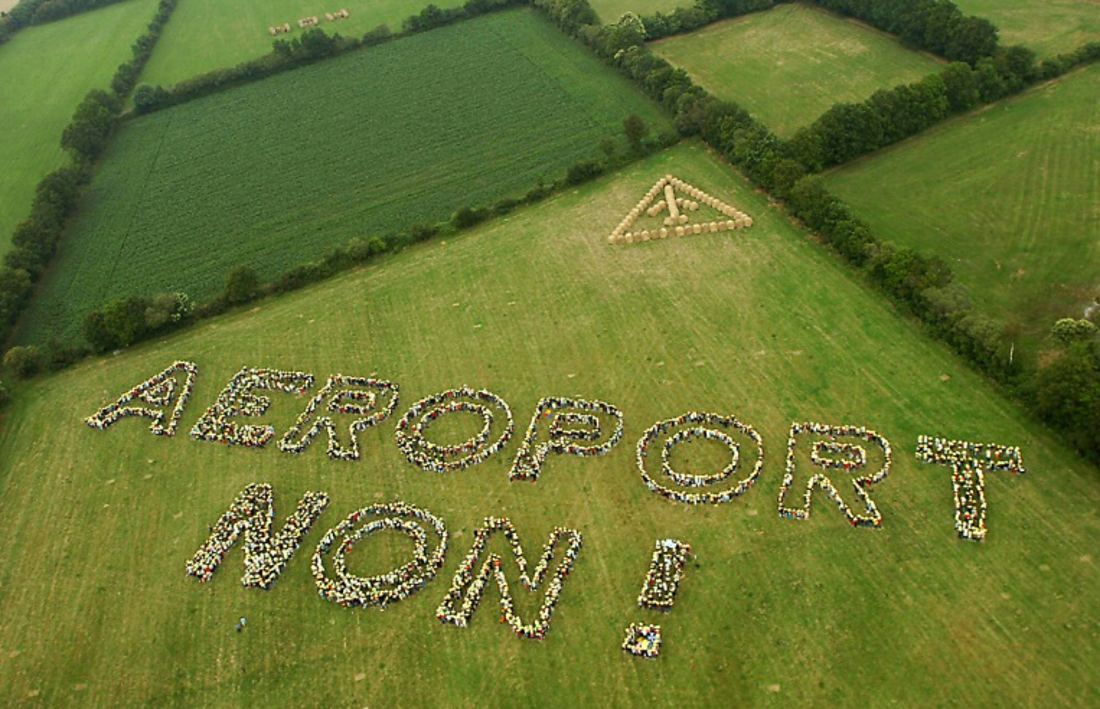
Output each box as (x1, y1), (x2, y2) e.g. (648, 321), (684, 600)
(607, 175), (753, 245)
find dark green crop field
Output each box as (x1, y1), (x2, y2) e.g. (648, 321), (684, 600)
(16, 8), (671, 345)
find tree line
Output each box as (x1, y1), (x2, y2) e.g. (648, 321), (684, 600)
(0, 0), (178, 362)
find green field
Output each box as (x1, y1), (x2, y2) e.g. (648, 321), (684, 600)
(823, 63), (1100, 352)
(650, 3), (945, 137)
(0, 0), (159, 255)
(16, 8), (671, 346)
(139, 0), (465, 88)
(587, 0), (687, 24)
(953, 0), (1100, 58)
(1, 143), (1098, 706)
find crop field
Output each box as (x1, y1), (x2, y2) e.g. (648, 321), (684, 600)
(823, 63), (1100, 353)
(587, 0), (687, 24)
(15, 8), (672, 346)
(1, 143), (1098, 707)
(139, 0), (465, 88)
(0, 0), (159, 255)
(649, 3), (945, 137)
(952, 0), (1100, 58)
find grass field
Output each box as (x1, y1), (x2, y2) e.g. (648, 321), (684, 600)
(953, 0), (1100, 58)
(650, 3), (945, 137)
(1, 143), (1098, 706)
(15, 8), (671, 346)
(823, 63), (1100, 353)
(0, 0), (159, 255)
(587, 0), (687, 25)
(139, 0), (465, 88)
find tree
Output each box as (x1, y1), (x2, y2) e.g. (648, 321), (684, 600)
(3, 345), (45, 378)
(623, 114), (649, 151)
(1051, 318), (1098, 346)
(225, 266), (260, 305)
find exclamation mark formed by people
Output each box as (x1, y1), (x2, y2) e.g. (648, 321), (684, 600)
(622, 538), (692, 659)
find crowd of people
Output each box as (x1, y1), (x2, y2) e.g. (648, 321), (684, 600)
(777, 422), (892, 528)
(190, 367), (314, 447)
(915, 435), (1025, 541)
(637, 538), (691, 611)
(278, 375), (400, 461)
(636, 412), (764, 505)
(436, 517), (583, 640)
(509, 397), (624, 481)
(394, 387), (515, 473)
(86, 360), (198, 436)
(622, 623), (662, 658)
(186, 483), (330, 589)
(311, 501), (449, 607)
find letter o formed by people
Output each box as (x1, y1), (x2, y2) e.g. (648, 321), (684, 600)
(395, 387), (514, 473)
(636, 412), (764, 505)
(311, 502), (449, 608)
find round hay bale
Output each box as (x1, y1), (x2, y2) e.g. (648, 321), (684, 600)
(675, 226), (685, 237)
(692, 223), (702, 235)
(663, 216), (674, 227)
(678, 214), (688, 225)
(640, 230), (650, 241)
(607, 235), (617, 245)
(709, 222), (719, 232)
(744, 217), (753, 227)
(726, 220), (737, 230)
(659, 227), (669, 239)
(625, 234), (634, 244)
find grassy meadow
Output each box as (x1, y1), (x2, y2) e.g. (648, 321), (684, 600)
(138, 0), (465, 88)
(587, 0), (687, 24)
(823, 63), (1100, 353)
(15, 8), (672, 346)
(1, 143), (1098, 707)
(953, 0), (1100, 57)
(0, 0), (159, 255)
(650, 3), (944, 137)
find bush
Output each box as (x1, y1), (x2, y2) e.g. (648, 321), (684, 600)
(0, 379), (9, 408)
(224, 266), (260, 304)
(565, 160), (602, 185)
(3, 345), (45, 378)
(452, 206), (489, 230)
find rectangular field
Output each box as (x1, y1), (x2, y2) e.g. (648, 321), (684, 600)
(16, 8), (672, 345)
(650, 3), (945, 137)
(138, 0), (465, 88)
(0, 0), (159, 255)
(952, 0), (1100, 58)
(823, 63), (1100, 352)
(1, 143), (1098, 707)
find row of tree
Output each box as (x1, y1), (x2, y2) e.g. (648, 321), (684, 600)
(133, 0), (524, 115)
(0, 0), (179, 356)
(787, 41), (1100, 170)
(532, 0), (1100, 467)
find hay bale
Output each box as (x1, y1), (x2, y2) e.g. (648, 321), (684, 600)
(664, 185), (680, 220)
(692, 223), (702, 235)
(625, 234), (634, 244)
(744, 217), (753, 228)
(675, 226), (685, 237)
(709, 222), (719, 233)
(659, 227), (669, 239)
(663, 216), (674, 227)
(607, 235), (616, 245)
(640, 230), (650, 241)
(678, 214), (688, 225)
(726, 220), (737, 230)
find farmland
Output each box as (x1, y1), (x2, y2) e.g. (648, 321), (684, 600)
(15, 8), (672, 346)
(1, 142), (1098, 706)
(649, 3), (945, 137)
(823, 63), (1100, 353)
(952, 0), (1100, 58)
(587, 0), (686, 24)
(138, 0), (465, 88)
(0, 0), (159, 255)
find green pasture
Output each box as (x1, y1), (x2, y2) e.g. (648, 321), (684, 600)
(1, 143), (1097, 707)
(823, 63), (1100, 354)
(0, 0), (159, 255)
(15, 8), (671, 346)
(138, 0), (465, 88)
(588, 0), (687, 25)
(650, 3), (945, 137)
(953, 0), (1100, 58)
